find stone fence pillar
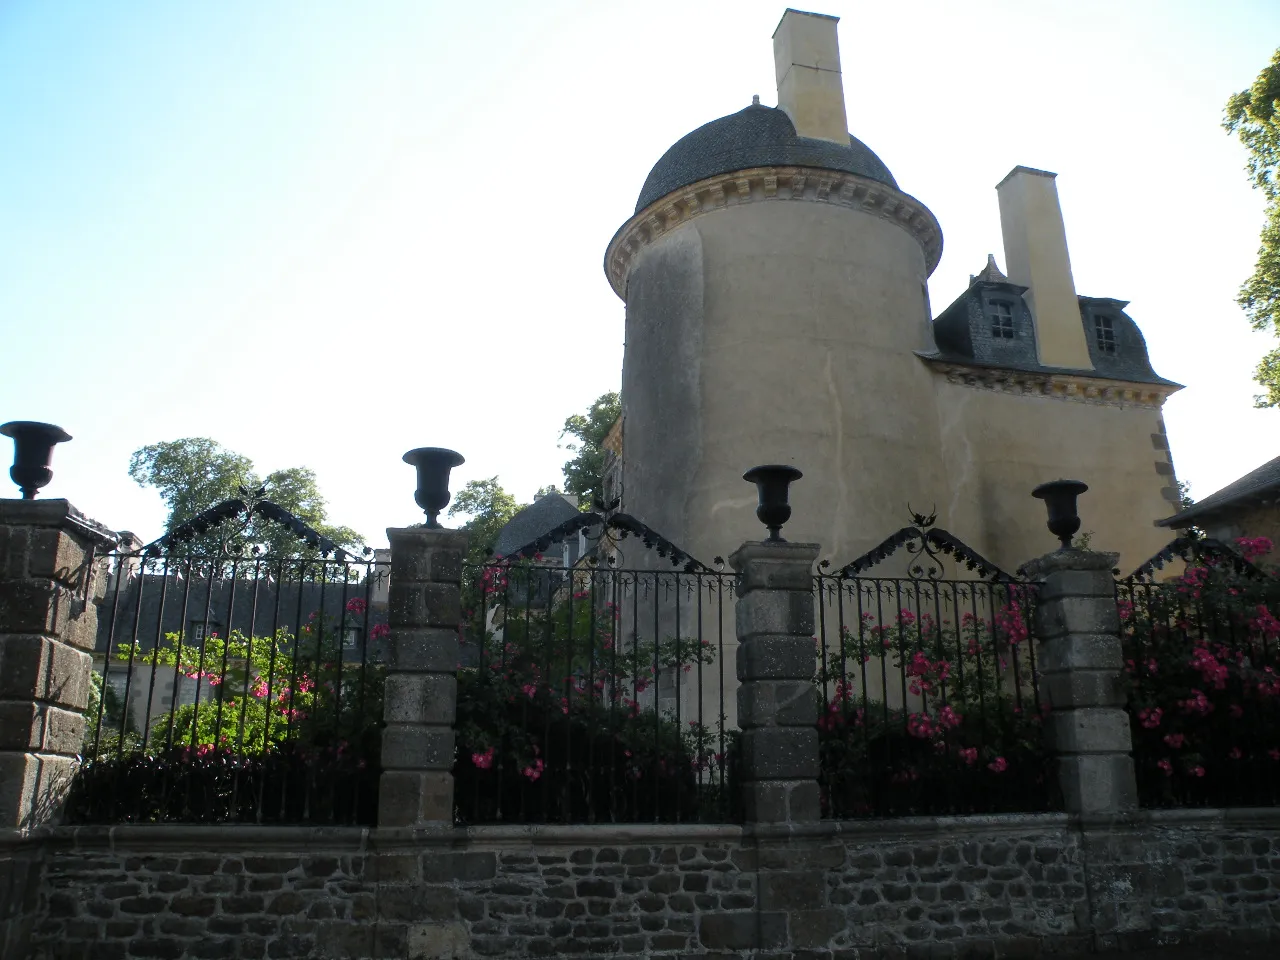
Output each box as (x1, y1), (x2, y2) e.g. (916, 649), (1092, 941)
(379, 526), (467, 827)
(1021, 548), (1137, 816)
(0, 500), (115, 827)
(728, 540), (822, 824)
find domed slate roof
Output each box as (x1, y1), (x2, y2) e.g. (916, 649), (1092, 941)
(635, 103), (898, 214)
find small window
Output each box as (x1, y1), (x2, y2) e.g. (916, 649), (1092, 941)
(990, 301), (1015, 339)
(343, 628), (361, 650)
(189, 622), (206, 642)
(1094, 315), (1117, 354)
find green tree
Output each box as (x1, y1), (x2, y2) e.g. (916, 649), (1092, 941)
(448, 477), (520, 568)
(559, 391), (621, 506)
(128, 438), (363, 555)
(1225, 48), (1280, 405)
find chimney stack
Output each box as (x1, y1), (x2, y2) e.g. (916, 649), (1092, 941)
(996, 166), (1093, 370)
(772, 9), (848, 145)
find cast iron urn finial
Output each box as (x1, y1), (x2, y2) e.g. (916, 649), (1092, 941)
(0, 421), (72, 500)
(1032, 479), (1089, 550)
(743, 464), (803, 542)
(402, 447), (465, 528)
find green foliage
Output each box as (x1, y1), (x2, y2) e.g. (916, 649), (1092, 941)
(1224, 48), (1280, 405)
(128, 437), (363, 555)
(559, 392), (621, 506)
(98, 616), (383, 761)
(70, 608), (385, 825)
(1175, 479), (1195, 513)
(450, 476), (521, 568)
(83, 668), (135, 757)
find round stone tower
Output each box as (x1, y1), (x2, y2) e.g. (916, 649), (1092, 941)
(605, 9), (947, 565)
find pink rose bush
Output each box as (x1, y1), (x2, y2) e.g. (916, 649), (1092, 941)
(1122, 538), (1280, 806)
(816, 587), (1050, 818)
(453, 559), (727, 823)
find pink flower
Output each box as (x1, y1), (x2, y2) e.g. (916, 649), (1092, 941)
(1164, 734), (1186, 749)
(345, 597), (368, 615)
(472, 747), (495, 770)
(938, 706), (962, 729)
(1229, 747), (1243, 760)
(521, 759), (545, 782)
(1178, 690), (1214, 717)
(1157, 759), (1173, 776)
(958, 747), (978, 766)
(1189, 647), (1229, 691)
(987, 757), (1008, 773)
(906, 713), (934, 739)
(522, 684), (537, 699)
(1269, 749), (1280, 761)
(1191, 765), (1206, 778)
(1138, 707), (1163, 729)
(370, 623), (390, 641)
(1237, 536), (1273, 561)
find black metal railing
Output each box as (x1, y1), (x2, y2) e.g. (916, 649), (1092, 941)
(815, 574), (1054, 818)
(1118, 536), (1280, 809)
(456, 558), (736, 824)
(65, 550), (387, 824)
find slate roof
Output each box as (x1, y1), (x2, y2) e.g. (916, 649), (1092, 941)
(1158, 454), (1280, 528)
(926, 270), (1181, 388)
(491, 493), (582, 559)
(970, 254), (1010, 286)
(635, 103), (898, 214)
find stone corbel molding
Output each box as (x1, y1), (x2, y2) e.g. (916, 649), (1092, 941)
(922, 358), (1182, 409)
(604, 166), (943, 300)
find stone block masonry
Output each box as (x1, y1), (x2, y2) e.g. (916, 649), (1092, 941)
(0, 499), (116, 960)
(380, 526), (467, 828)
(14, 809), (1280, 959)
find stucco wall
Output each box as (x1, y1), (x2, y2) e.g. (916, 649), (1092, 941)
(1205, 503), (1280, 566)
(932, 378), (1176, 575)
(622, 200), (946, 571)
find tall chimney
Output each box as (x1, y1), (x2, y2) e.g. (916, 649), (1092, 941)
(996, 166), (1093, 370)
(772, 9), (848, 145)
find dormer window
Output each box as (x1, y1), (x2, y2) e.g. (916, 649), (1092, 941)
(990, 301), (1015, 339)
(1094, 315), (1117, 354)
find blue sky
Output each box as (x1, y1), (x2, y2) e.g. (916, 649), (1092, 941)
(2, 1), (1278, 549)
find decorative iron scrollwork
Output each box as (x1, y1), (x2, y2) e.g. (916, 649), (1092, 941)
(496, 511), (717, 573)
(136, 487), (365, 562)
(832, 507), (1018, 582)
(1123, 533), (1267, 582)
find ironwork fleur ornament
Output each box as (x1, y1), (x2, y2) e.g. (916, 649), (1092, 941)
(403, 447), (465, 528)
(1032, 479), (1089, 550)
(0, 421), (72, 500)
(742, 464), (803, 541)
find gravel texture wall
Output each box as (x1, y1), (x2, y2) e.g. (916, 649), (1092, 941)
(10, 809), (1280, 960)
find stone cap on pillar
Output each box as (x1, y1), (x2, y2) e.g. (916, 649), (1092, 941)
(728, 541), (820, 593)
(1018, 547), (1119, 581)
(386, 526), (469, 548)
(0, 499), (118, 549)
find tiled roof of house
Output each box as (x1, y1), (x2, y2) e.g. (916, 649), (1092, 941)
(491, 493), (582, 558)
(1158, 454), (1280, 528)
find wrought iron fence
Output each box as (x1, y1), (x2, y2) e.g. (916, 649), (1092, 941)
(457, 556), (737, 824)
(1118, 536), (1280, 809)
(814, 517), (1055, 818)
(66, 543), (387, 825)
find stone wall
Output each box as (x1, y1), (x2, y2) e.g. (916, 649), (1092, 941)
(1, 835), (43, 960)
(17, 809), (1280, 959)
